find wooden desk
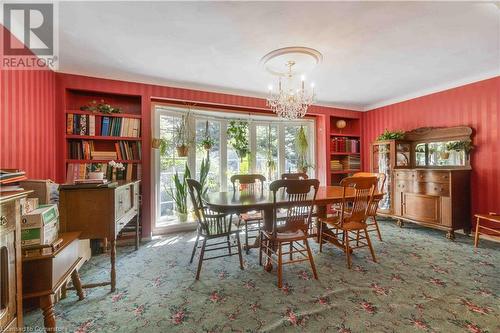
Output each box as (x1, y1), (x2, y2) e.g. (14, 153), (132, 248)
(22, 232), (84, 332)
(0, 190), (32, 332)
(474, 214), (500, 247)
(204, 186), (384, 250)
(59, 180), (140, 292)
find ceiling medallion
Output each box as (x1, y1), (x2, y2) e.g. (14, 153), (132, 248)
(261, 47), (321, 120)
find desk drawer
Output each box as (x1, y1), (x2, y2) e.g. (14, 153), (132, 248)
(421, 182), (450, 197)
(115, 185), (133, 220)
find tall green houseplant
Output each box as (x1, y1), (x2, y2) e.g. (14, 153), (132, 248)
(295, 126), (311, 173)
(166, 163), (191, 222)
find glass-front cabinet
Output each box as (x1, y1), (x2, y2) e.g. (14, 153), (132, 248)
(414, 141), (468, 167)
(371, 140), (411, 213)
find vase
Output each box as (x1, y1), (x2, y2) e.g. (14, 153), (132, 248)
(439, 152), (450, 160)
(203, 143), (212, 150)
(175, 211), (188, 223)
(88, 171), (104, 180)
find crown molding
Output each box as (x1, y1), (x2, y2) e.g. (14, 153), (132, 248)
(364, 71), (500, 111)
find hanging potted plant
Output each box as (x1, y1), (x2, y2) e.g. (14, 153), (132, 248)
(165, 163), (191, 223)
(174, 114), (192, 157)
(199, 120), (215, 150)
(227, 120), (250, 161)
(295, 126), (313, 173)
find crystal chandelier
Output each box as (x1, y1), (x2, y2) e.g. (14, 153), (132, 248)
(266, 60), (315, 120)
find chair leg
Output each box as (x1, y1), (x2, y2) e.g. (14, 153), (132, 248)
(474, 217), (480, 248)
(356, 230), (360, 246)
(259, 232), (263, 266)
(365, 228), (377, 263)
(289, 242), (293, 261)
(344, 230), (352, 269)
(304, 239), (318, 280)
(227, 235), (232, 255)
(277, 242), (283, 289)
(195, 238), (206, 280)
(190, 234), (199, 264)
(236, 232), (244, 270)
(245, 222), (249, 254)
(319, 221), (324, 253)
(373, 216), (383, 241)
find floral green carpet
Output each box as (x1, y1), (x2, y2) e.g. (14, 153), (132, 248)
(24, 220), (499, 332)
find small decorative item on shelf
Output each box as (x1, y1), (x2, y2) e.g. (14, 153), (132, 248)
(377, 129), (405, 141)
(174, 114), (192, 157)
(227, 120), (250, 161)
(336, 119), (347, 132)
(200, 121), (215, 150)
(80, 99), (122, 114)
(166, 163), (191, 223)
(151, 138), (161, 149)
(88, 163), (104, 180)
(109, 160), (125, 181)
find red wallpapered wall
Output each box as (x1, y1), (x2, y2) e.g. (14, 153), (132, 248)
(0, 69), (57, 179)
(362, 77), (500, 226)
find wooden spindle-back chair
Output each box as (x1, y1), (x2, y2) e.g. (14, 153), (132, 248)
(352, 172), (386, 241)
(187, 179), (243, 280)
(281, 172), (309, 180)
(259, 179), (320, 288)
(230, 174), (266, 253)
(319, 176), (378, 268)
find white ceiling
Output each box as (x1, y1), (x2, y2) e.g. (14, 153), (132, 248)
(55, 1), (499, 111)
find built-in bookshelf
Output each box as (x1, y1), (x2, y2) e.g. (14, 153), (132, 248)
(63, 89), (143, 183)
(328, 116), (362, 185)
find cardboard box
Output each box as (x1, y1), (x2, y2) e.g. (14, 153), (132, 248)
(19, 179), (58, 204)
(21, 220), (59, 246)
(21, 204), (59, 229)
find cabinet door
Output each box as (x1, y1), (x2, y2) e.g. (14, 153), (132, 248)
(403, 193), (440, 224)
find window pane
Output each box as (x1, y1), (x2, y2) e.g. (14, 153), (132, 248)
(284, 125), (302, 173)
(226, 123), (250, 190)
(159, 114), (187, 219)
(256, 124), (278, 182)
(195, 119), (221, 192)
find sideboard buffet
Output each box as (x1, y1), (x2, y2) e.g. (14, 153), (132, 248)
(371, 126), (472, 239)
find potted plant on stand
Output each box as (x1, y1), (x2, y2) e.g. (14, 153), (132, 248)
(295, 126), (313, 173)
(166, 163), (191, 223)
(174, 114), (192, 157)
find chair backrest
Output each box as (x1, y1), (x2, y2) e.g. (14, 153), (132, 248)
(352, 172), (386, 216)
(186, 178), (231, 236)
(269, 179), (319, 236)
(281, 172), (309, 180)
(339, 176), (377, 225)
(230, 174), (266, 193)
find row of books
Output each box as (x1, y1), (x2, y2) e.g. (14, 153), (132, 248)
(331, 137), (360, 153)
(66, 163), (142, 183)
(67, 140), (142, 161)
(330, 156), (361, 171)
(66, 114), (141, 138)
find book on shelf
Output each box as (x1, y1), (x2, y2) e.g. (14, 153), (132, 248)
(331, 137), (360, 153)
(74, 179), (109, 185)
(68, 140), (141, 160)
(66, 113), (141, 137)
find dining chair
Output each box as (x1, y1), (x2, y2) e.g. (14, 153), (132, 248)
(259, 178), (320, 288)
(335, 172), (386, 241)
(230, 174), (266, 254)
(186, 178), (244, 280)
(281, 172), (309, 180)
(318, 176), (378, 269)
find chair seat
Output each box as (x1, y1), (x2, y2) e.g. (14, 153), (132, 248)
(320, 216), (367, 231)
(240, 211), (262, 221)
(263, 229), (307, 242)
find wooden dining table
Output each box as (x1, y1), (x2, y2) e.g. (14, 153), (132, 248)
(203, 185), (384, 251)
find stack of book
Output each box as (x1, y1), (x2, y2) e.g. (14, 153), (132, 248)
(91, 150), (118, 160)
(115, 141), (142, 160)
(0, 169), (27, 192)
(342, 156), (361, 170)
(66, 114), (141, 137)
(330, 160), (343, 171)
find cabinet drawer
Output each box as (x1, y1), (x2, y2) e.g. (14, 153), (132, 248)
(420, 182), (450, 196)
(0, 201), (17, 233)
(395, 180), (412, 192)
(394, 171), (415, 180)
(403, 193), (440, 224)
(416, 171), (450, 183)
